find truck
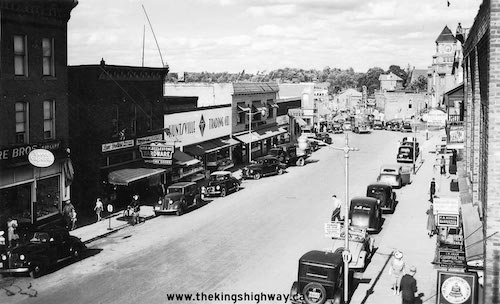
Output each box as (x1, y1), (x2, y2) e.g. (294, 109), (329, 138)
(353, 115), (371, 133)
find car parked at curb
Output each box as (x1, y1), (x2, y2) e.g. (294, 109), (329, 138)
(201, 171), (240, 198)
(0, 226), (86, 278)
(330, 224), (374, 273)
(366, 183), (397, 213)
(242, 155), (286, 180)
(332, 123), (344, 134)
(290, 250), (351, 304)
(372, 119), (385, 130)
(268, 143), (309, 167)
(349, 197), (382, 233)
(377, 164), (407, 188)
(315, 132), (333, 144)
(401, 120), (413, 132)
(154, 182), (202, 216)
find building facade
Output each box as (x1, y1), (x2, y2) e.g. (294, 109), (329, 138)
(0, 0), (77, 230)
(378, 72), (403, 91)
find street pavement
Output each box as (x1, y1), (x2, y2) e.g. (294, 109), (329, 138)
(0, 128), (457, 304)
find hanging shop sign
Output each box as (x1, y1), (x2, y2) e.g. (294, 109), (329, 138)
(164, 106), (232, 147)
(437, 214), (460, 228)
(136, 134), (163, 146)
(438, 249), (466, 267)
(139, 142), (174, 165)
(433, 197), (460, 215)
(449, 125), (465, 144)
(28, 149), (55, 168)
(101, 139), (134, 153)
(437, 271), (478, 304)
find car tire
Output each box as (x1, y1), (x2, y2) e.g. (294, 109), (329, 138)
(277, 168), (284, 175)
(253, 172), (261, 180)
(176, 203), (185, 216)
(154, 211), (159, 217)
(303, 282), (327, 304)
(193, 196), (198, 207)
(296, 157), (305, 167)
(221, 188), (226, 197)
(29, 263), (44, 279)
(234, 183), (240, 192)
(71, 246), (82, 260)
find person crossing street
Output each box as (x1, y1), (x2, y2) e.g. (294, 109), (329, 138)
(331, 195), (344, 222)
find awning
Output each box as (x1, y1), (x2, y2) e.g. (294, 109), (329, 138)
(295, 117), (307, 127)
(173, 150), (201, 166)
(267, 100), (279, 108)
(234, 132), (261, 144)
(180, 173), (206, 183)
(252, 101), (266, 112)
(108, 168), (166, 186)
(237, 105), (250, 112)
(462, 203), (484, 267)
(184, 137), (240, 156)
(255, 126), (286, 140)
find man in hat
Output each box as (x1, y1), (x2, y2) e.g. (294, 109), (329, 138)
(400, 266), (418, 304)
(429, 178), (437, 202)
(331, 195), (344, 222)
(62, 200), (76, 230)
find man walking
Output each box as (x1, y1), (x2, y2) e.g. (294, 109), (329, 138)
(400, 266), (418, 304)
(440, 155), (446, 175)
(331, 195), (344, 222)
(429, 178), (437, 202)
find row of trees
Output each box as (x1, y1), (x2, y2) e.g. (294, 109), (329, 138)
(169, 65), (428, 95)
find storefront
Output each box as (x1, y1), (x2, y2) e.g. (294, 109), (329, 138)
(0, 140), (72, 228)
(184, 137), (239, 172)
(233, 125), (286, 161)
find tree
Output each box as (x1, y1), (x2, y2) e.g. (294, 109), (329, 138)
(408, 75), (428, 91)
(387, 65), (408, 86)
(358, 67), (384, 95)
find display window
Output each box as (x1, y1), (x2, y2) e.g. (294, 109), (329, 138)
(36, 175), (60, 220)
(0, 182), (32, 224)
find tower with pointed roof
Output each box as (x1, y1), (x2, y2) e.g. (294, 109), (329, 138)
(427, 25), (461, 108)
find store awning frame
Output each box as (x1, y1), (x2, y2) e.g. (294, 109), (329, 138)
(251, 101), (266, 112)
(184, 137), (240, 156)
(173, 150), (201, 166)
(108, 168), (166, 186)
(256, 127), (286, 140)
(237, 105), (251, 113)
(234, 132), (261, 144)
(267, 100), (279, 108)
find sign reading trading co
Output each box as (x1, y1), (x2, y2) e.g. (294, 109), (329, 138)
(139, 142), (174, 165)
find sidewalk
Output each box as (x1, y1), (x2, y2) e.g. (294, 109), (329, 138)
(70, 206), (155, 244)
(350, 129), (460, 304)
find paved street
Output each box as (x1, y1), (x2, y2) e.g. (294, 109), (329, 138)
(1, 129), (443, 304)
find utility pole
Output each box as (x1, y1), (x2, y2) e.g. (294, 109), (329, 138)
(330, 133), (359, 302)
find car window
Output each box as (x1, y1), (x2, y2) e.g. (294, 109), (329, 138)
(382, 168), (396, 173)
(303, 263), (331, 280)
(31, 232), (50, 243)
(399, 147), (411, 154)
(167, 187), (182, 194)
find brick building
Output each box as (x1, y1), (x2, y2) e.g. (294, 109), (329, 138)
(0, 0), (77, 230)
(462, 0), (500, 302)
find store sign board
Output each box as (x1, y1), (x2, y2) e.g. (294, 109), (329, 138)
(438, 214), (460, 227)
(0, 140), (61, 163)
(324, 222), (366, 241)
(139, 142), (174, 166)
(439, 249), (466, 267)
(136, 134), (163, 146)
(164, 107), (232, 147)
(437, 271), (477, 304)
(28, 149), (55, 168)
(101, 140), (134, 153)
(433, 197), (460, 215)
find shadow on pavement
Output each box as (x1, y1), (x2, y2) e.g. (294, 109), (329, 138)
(359, 251), (394, 304)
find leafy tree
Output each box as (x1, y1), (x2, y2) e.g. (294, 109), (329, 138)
(358, 67), (384, 95)
(408, 75), (428, 91)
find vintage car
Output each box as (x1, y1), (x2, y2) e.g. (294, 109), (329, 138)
(349, 197), (382, 233)
(242, 156), (286, 180)
(372, 119), (385, 130)
(401, 120), (413, 132)
(366, 183), (397, 213)
(201, 171), (240, 198)
(386, 119), (402, 131)
(397, 145), (419, 163)
(376, 164), (409, 188)
(268, 143), (308, 167)
(315, 132), (333, 144)
(154, 182), (202, 216)
(330, 224), (375, 272)
(332, 123), (344, 134)
(290, 250), (349, 304)
(0, 227), (86, 278)
(343, 121), (352, 131)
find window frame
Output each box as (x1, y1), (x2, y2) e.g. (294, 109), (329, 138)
(42, 38), (55, 77)
(43, 100), (56, 139)
(15, 101), (29, 144)
(14, 35), (28, 77)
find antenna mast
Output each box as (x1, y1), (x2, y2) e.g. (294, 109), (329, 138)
(142, 4), (165, 67)
(141, 24), (145, 67)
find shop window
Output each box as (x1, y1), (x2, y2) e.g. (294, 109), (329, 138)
(14, 35), (28, 76)
(36, 175), (60, 220)
(237, 102), (246, 124)
(107, 151), (136, 167)
(15, 101), (28, 144)
(42, 38), (55, 76)
(0, 182), (32, 224)
(43, 100), (55, 139)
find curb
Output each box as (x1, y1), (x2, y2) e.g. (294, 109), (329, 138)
(82, 214), (156, 245)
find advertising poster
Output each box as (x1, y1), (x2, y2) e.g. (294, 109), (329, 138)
(437, 271), (477, 304)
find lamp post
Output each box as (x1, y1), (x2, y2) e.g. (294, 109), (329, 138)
(247, 108), (267, 163)
(330, 133), (359, 303)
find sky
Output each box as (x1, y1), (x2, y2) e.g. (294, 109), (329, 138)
(67, 0), (483, 74)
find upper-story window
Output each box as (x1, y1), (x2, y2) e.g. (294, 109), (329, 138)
(237, 102), (247, 124)
(42, 38), (55, 76)
(43, 100), (55, 139)
(14, 35), (28, 76)
(15, 102), (28, 143)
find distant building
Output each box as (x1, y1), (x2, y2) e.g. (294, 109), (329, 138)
(334, 88), (362, 112)
(379, 72), (404, 91)
(407, 68), (428, 86)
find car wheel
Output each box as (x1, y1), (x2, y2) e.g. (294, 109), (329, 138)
(193, 196), (198, 207)
(176, 203), (185, 216)
(296, 157), (305, 167)
(234, 183), (240, 192)
(253, 172), (261, 180)
(277, 168), (284, 175)
(221, 188), (226, 197)
(72, 246), (82, 260)
(30, 264), (44, 279)
(303, 282), (327, 304)
(201, 193), (206, 201)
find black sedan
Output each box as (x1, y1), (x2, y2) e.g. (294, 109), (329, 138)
(366, 183), (397, 213)
(349, 197), (383, 233)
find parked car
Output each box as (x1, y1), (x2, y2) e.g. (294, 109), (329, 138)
(315, 132), (333, 144)
(242, 155), (287, 180)
(343, 121), (352, 131)
(377, 164), (409, 188)
(154, 182), (202, 216)
(401, 120), (413, 132)
(0, 226), (86, 278)
(201, 171), (240, 198)
(386, 119), (402, 131)
(372, 119), (385, 130)
(349, 197), (383, 233)
(290, 250), (349, 304)
(366, 183), (397, 213)
(330, 224), (374, 272)
(332, 123), (344, 134)
(307, 139), (321, 151)
(397, 145), (419, 163)
(268, 143), (308, 167)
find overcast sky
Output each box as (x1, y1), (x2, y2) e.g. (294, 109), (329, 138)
(67, 0), (482, 74)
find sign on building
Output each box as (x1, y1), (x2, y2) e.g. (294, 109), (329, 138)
(433, 197), (460, 215)
(449, 125), (465, 143)
(437, 271), (478, 304)
(437, 214), (460, 228)
(139, 142), (174, 165)
(438, 249), (466, 267)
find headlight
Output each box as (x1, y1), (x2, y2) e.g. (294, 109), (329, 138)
(158, 200), (162, 205)
(216, 185), (220, 190)
(1, 255), (6, 261)
(249, 170), (253, 173)
(20, 254), (25, 261)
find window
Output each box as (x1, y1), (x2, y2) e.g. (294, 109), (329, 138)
(43, 100), (55, 139)
(15, 102), (28, 143)
(237, 102), (246, 124)
(14, 35), (27, 76)
(42, 38), (55, 76)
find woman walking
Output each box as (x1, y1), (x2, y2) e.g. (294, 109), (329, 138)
(427, 204), (436, 237)
(388, 250), (406, 295)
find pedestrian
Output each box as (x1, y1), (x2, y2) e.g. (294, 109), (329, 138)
(130, 194), (141, 225)
(331, 195), (344, 222)
(440, 155), (446, 175)
(0, 230), (5, 252)
(388, 250), (406, 295)
(7, 218), (19, 248)
(94, 198), (104, 222)
(451, 149), (457, 166)
(426, 204), (436, 237)
(62, 200), (76, 230)
(70, 208), (77, 231)
(429, 178), (437, 202)
(400, 266), (418, 304)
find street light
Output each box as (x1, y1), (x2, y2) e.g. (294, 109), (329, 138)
(246, 107), (267, 163)
(330, 133), (359, 303)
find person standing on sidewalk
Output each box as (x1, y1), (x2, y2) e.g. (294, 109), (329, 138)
(70, 208), (77, 231)
(63, 200), (76, 230)
(426, 204), (436, 237)
(440, 155), (446, 175)
(94, 198), (104, 222)
(400, 266), (418, 304)
(388, 250), (406, 295)
(331, 195), (344, 222)
(429, 178), (437, 202)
